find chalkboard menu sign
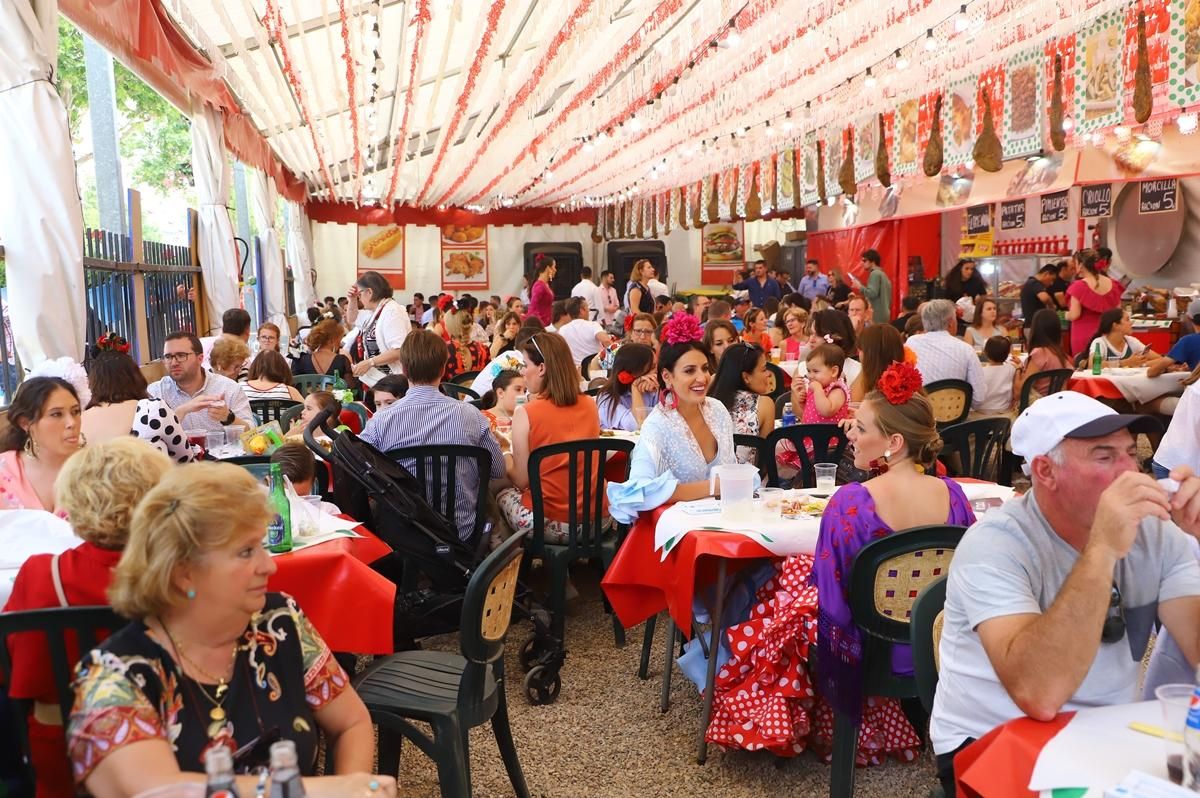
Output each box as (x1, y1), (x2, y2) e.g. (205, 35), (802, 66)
(1080, 183), (1112, 219)
(966, 205), (991, 235)
(1040, 190), (1070, 224)
(999, 199), (1027, 230)
(1138, 179), (1179, 214)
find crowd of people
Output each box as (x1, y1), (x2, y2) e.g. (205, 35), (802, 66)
(2, 246), (1200, 796)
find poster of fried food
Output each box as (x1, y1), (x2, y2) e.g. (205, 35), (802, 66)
(357, 224), (405, 289)
(1004, 45), (1045, 157)
(441, 222), (488, 290)
(757, 155), (775, 215)
(800, 131), (820, 207)
(942, 76), (978, 167)
(1170, 0), (1200, 106)
(854, 113), (877, 183)
(893, 99), (920, 176)
(1074, 11), (1125, 132)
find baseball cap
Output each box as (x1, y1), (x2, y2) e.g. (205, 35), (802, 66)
(1010, 391), (1161, 462)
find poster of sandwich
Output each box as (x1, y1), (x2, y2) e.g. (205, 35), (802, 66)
(700, 222), (744, 284)
(1169, 0), (1200, 107)
(440, 223), (488, 290)
(1074, 11), (1125, 133)
(357, 224), (405, 289)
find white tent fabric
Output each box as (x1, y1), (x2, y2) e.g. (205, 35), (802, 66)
(190, 102), (241, 334)
(249, 168), (288, 332)
(0, 0), (87, 368)
(285, 202), (319, 312)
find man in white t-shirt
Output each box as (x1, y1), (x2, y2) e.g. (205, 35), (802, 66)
(645, 265), (669, 299)
(571, 268), (602, 320)
(930, 392), (1200, 795)
(557, 297), (612, 366)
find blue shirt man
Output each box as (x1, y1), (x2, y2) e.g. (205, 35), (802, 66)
(797, 259), (831, 302)
(732, 261), (782, 308)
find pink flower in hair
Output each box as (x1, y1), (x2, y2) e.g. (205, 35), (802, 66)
(661, 313), (703, 345)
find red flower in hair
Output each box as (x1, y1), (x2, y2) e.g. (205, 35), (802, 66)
(617, 370), (635, 385)
(661, 313), (703, 345)
(437, 294), (456, 312)
(624, 314), (635, 332)
(876, 361), (923, 405)
(97, 332), (131, 355)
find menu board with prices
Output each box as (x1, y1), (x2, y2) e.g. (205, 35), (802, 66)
(1040, 190), (1070, 224)
(1138, 179), (1178, 214)
(966, 204), (992, 235)
(1080, 184), (1113, 219)
(999, 199), (1027, 230)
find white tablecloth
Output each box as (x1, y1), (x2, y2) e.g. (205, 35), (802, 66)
(1029, 701), (1169, 795)
(653, 481), (1016, 560)
(1071, 368), (1188, 404)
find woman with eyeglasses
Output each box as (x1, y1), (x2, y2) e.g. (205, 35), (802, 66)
(708, 343), (774, 465)
(255, 323), (282, 354)
(599, 312), (657, 372)
(347, 270), (412, 388)
(495, 332), (602, 544)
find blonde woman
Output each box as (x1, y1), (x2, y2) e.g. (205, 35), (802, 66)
(68, 463), (394, 797)
(444, 308), (490, 382)
(208, 336), (251, 382)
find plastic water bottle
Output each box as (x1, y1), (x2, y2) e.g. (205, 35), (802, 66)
(1183, 674), (1200, 788)
(781, 402), (796, 427)
(268, 740), (306, 797)
(204, 744), (238, 797)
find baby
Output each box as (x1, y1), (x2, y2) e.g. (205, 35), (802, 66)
(795, 344), (850, 425)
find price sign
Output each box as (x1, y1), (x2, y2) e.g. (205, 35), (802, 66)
(966, 204), (991, 235)
(1080, 183), (1113, 219)
(1040, 189), (1070, 224)
(999, 199), (1027, 230)
(1138, 179), (1179, 214)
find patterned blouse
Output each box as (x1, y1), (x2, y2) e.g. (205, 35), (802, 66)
(67, 593), (348, 783)
(730, 390), (761, 464)
(444, 340), (490, 382)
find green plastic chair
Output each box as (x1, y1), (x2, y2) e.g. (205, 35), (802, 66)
(937, 418), (1012, 484)
(830, 524), (968, 798)
(292, 374), (336, 396)
(279, 403), (303, 432)
(0, 606), (126, 783)
(353, 530), (531, 798)
(911, 575), (949, 714)
(527, 437), (634, 645)
(1017, 368), (1074, 413)
(450, 370), (480, 386)
(249, 398), (302, 424)
(763, 423), (848, 489)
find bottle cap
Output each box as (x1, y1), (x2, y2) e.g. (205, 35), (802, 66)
(205, 744), (233, 776)
(269, 739), (298, 770)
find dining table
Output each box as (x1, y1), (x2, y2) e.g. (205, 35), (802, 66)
(1067, 367), (1188, 405)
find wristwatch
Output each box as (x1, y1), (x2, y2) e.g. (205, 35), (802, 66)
(222, 410), (236, 425)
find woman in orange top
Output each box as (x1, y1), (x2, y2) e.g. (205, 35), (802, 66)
(496, 331), (601, 543)
(741, 308), (773, 351)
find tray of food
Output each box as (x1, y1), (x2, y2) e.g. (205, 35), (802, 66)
(781, 494), (830, 519)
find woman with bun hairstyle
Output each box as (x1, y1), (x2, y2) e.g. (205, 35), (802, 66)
(1064, 248), (1122, 356)
(624, 259), (655, 316)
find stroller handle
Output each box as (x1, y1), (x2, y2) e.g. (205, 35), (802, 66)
(302, 402), (343, 459)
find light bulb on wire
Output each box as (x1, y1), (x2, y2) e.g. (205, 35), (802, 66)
(628, 114), (643, 132)
(864, 68), (877, 88)
(895, 49), (908, 70)
(924, 29), (937, 51)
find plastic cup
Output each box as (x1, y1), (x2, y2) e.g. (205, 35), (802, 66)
(184, 429), (206, 456)
(759, 487), (784, 518)
(225, 424), (246, 446)
(1156, 683), (1192, 784)
(814, 463), (837, 491)
(205, 430), (224, 455)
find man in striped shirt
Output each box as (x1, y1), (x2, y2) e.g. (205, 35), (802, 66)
(360, 329), (508, 542)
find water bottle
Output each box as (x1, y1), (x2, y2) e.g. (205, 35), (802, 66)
(268, 740), (306, 798)
(265, 463), (293, 553)
(1183, 672), (1200, 788)
(1091, 344), (1103, 376)
(781, 402), (796, 427)
(204, 744), (238, 797)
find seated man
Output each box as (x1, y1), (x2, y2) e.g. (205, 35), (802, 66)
(148, 331), (254, 432)
(360, 329), (507, 542)
(906, 299), (986, 409)
(557, 297), (613, 367)
(1147, 300), (1200, 377)
(930, 392), (1200, 795)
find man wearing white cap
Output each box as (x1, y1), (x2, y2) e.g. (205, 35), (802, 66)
(930, 392), (1200, 795)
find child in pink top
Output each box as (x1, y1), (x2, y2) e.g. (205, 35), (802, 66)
(779, 344), (851, 471)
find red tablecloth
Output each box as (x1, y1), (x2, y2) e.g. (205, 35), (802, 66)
(1134, 328), (1174, 356)
(269, 525), (395, 654)
(1067, 376), (1123, 400)
(601, 505), (776, 634)
(954, 712), (1074, 797)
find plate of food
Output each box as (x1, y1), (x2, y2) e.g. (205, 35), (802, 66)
(441, 224), (486, 245)
(948, 87), (976, 152)
(782, 494), (830, 518)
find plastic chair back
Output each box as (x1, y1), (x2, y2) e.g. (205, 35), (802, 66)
(450, 370), (480, 386)
(440, 383), (481, 402)
(456, 530), (525, 717)
(527, 438), (634, 558)
(292, 374), (336, 396)
(733, 434), (769, 481)
(579, 353), (597, 379)
(764, 362), (788, 400)
(924, 380), (972, 428)
(280, 403), (303, 431)
(774, 394), (793, 420)
(226, 455), (328, 495)
(938, 417), (1012, 482)
(1017, 368), (1074, 413)
(385, 444), (492, 544)
(340, 403), (368, 433)
(250, 398), (302, 424)
(764, 423), (848, 489)
(911, 575), (948, 713)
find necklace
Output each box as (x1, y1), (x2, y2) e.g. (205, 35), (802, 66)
(159, 619), (241, 734)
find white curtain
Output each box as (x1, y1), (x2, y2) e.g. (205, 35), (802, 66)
(0, 0), (87, 367)
(285, 202), (319, 313)
(190, 102), (241, 334)
(249, 168), (288, 331)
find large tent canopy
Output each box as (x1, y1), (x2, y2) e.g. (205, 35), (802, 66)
(83, 0), (1124, 212)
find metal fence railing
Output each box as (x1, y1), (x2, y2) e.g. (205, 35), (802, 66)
(142, 238), (198, 357)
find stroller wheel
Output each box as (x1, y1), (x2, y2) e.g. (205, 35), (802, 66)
(523, 664), (562, 705)
(518, 634), (541, 672)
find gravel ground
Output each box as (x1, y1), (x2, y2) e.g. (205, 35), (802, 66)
(385, 567), (938, 798)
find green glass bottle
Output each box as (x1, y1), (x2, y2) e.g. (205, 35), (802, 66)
(332, 369), (346, 391)
(1091, 344), (1103, 376)
(266, 463), (293, 553)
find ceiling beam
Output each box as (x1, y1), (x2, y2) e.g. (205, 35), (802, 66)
(218, 0), (407, 59)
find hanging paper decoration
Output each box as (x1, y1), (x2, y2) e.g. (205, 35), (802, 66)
(757, 156), (774, 216)
(735, 165), (752, 219)
(605, 203), (615, 240)
(824, 128), (844, 199)
(942, 76), (979, 168)
(656, 191), (668, 236)
(776, 149), (796, 212)
(686, 181), (699, 229)
(592, 208), (604, 243)
(1074, 12), (1125, 134)
(1133, 10), (1153, 123)
(701, 176), (715, 226)
(801, 133), (820, 207)
(854, 115), (876, 183)
(1169, 0), (1200, 107)
(718, 167), (737, 221)
(816, 138), (828, 205)
(622, 199), (633, 238)
(875, 114), (892, 188)
(1004, 45), (1046, 158)
(668, 187), (681, 234)
(924, 95), (945, 177)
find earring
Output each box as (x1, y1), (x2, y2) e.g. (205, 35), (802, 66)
(23, 436), (38, 459)
(882, 449), (892, 462)
(186, 589), (196, 600)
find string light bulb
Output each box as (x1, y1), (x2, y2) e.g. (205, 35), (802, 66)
(783, 110), (795, 132)
(895, 49), (908, 70)
(924, 29), (937, 51)
(864, 68), (877, 88)
(955, 4), (970, 32)
(765, 120), (775, 137)
(628, 114), (643, 132)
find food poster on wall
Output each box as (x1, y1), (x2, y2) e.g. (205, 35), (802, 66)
(960, 204), (995, 258)
(1170, 0), (1200, 106)
(686, 180), (700, 226)
(1005, 45), (1045, 158)
(1121, 0), (1171, 119)
(718, 167), (737, 221)
(776, 148), (796, 211)
(854, 114), (877, 183)
(700, 174), (715, 225)
(893, 92), (938, 177)
(800, 132), (820, 206)
(700, 221), (745, 284)
(943, 76), (979, 167)
(656, 191), (669, 236)
(666, 188), (678, 235)
(757, 155), (775, 214)
(357, 224), (405, 289)
(823, 127), (844, 200)
(440, 223), (488, 290)
(1075, 12), (1125, 133)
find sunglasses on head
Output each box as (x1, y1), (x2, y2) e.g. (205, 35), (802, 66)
(528, 333), (546, 363)
(1101, 581), (1125, 644)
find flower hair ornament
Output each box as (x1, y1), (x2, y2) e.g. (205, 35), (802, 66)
(96, 332), (131, 355)
(29, 356), (92, 408)
(617, 370), (635, 385)
(661, 313), (703, 346)
(437, 294), (457, 313)
(822, 333), (836, 344)
(875, 361), (923, 405)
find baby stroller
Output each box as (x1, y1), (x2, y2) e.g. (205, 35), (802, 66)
(303, 404), (565, 704)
